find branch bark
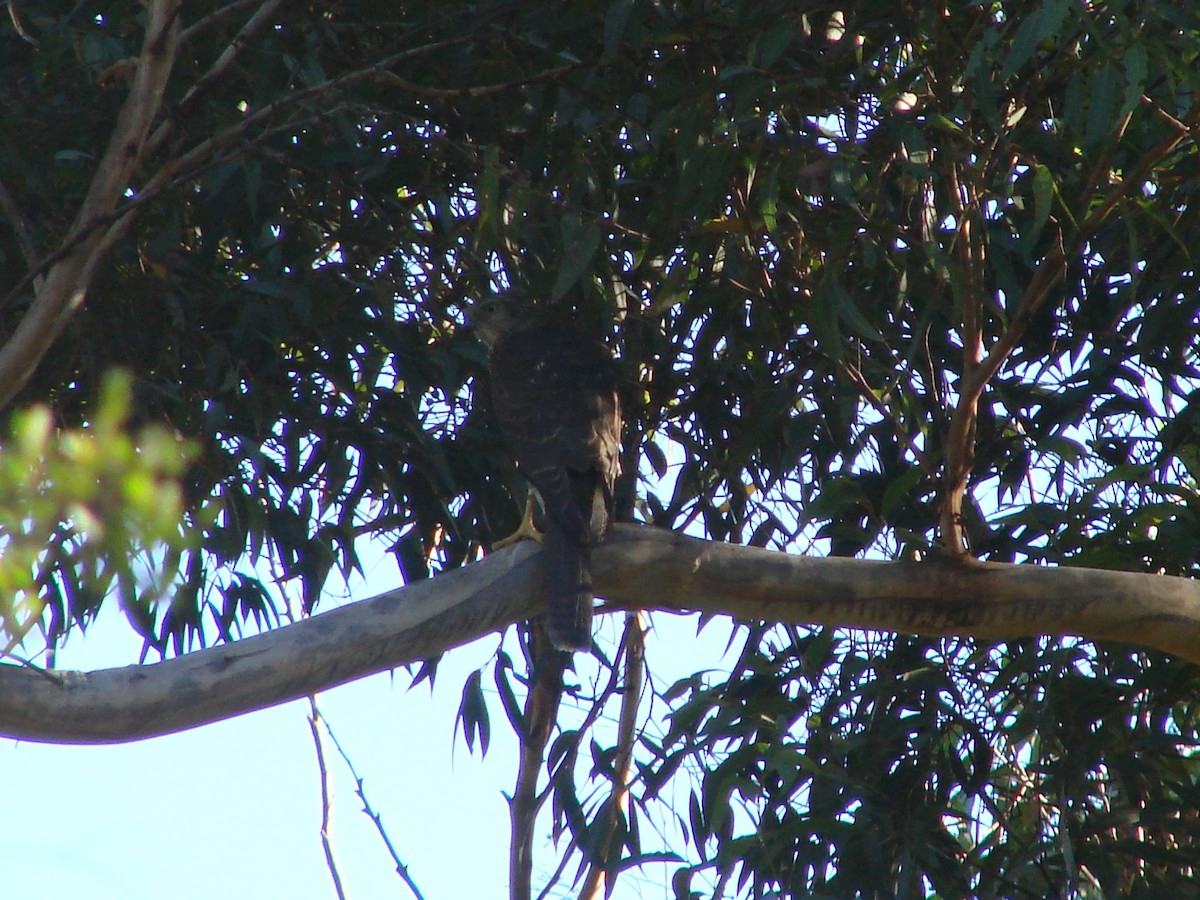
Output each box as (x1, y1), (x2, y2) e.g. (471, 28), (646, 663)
(509, 625), (565, 900)
(936, 104), (1200, 557)
(580, 611), (646, 899)
(3, 524), (1200, 744)
(0, 0), (181, 410)
(939, 160), (985, 557)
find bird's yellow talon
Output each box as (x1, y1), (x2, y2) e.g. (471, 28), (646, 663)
(491, 496), (543, 550)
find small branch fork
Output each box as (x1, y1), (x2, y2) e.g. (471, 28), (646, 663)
(309, 696), (427, 900)
(0, 6), (588, 413)
(936, 101), (1200, 560)
(0, 0), (182, 410)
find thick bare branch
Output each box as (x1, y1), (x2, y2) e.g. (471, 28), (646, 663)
(4, 526), (1200, 744)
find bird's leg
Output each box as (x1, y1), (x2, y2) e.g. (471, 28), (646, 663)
(491, 493), (544, 550)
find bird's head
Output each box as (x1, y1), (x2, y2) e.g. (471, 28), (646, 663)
(467, 295), (541, 348)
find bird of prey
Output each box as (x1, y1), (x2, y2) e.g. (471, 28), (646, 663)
(470, 295), (622, 651)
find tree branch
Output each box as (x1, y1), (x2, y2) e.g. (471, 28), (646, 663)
(0, 175), (40, 278)
(580, 611), (646, 899)
(509, 625), (565, 900)
(307, 699), (348, 900)
(145, 0), (286, 157)
(0, 20), (489, 410)
(964, 104), (1200, 407)
(4, 525), (1200, 744)
(936, 105), (1199, 558)
(0, 0), (182, 411)
(939, 160), (984, 557)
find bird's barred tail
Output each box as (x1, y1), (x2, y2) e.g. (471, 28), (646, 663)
(542, 527), (594, 652)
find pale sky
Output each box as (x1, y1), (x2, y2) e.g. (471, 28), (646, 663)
(2, 546), (733, 900)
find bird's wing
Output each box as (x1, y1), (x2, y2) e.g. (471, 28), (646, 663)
(489, 323), (621, 543)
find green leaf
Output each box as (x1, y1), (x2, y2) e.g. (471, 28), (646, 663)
(828, 278), (883, 342)
(1001, 0), (1072, 79)
(644, 438), (669, 479)
(1085, 64), (1121, 148)
(1024, 164), (1055, 255)
(880, 466), (925, 519)
(455, 669), (491, 756)
(754, 21), (796, 69)
(552, 217), (604, 300)
(603, 0), (636, 60)
(1121, 43), (1148, 116)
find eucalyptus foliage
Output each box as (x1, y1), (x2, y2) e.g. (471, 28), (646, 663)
(2, 1), (1200, 896)
(0, 372), (196, 650)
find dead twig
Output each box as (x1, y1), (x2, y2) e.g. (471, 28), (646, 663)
(307, 698), (348, 900)
(320, 706), (427, 899)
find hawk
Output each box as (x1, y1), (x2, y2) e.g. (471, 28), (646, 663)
(470, 295), (622, 651)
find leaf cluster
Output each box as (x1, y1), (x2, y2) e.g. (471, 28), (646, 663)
(0, 372), (197, 652)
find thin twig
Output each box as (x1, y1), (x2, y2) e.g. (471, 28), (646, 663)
(307, 697), (347, 900)
(321, 710), (427, 900)
(146, 0), (286, 158)
(837, 357), (932, 472)
(377, 63), (582, 98)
